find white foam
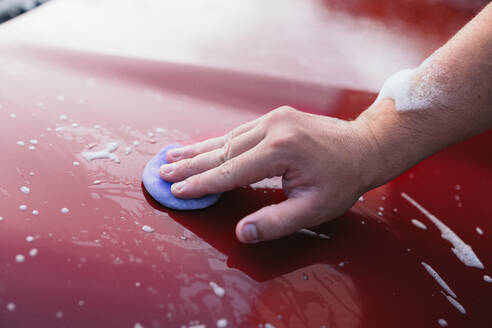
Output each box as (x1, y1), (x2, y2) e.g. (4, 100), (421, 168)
(421, 262), (457, 298)
(81, 142), (120, 163)
(438, 318), (448, 327)
(446, 295), (466, 314)
(411, 219), (427, 230)
(484, 275), (492, 283)
(20, 186), (30, 194)
(15, 254), (25, 263)
(402, 193), (484, 269)
(6, 302), (15, 311)
(476, 227), (483, 235)
(375, 50), (446, 111)
(217, 319), (228, 328)
(29, 248), (38, 257)
(25, 236), (34, 243)
(61, 208), (69, 214)
(297, 228), (329, 240)
(16, 141), (25, 146)
(19, 205), (27, 211)
(209, 281), (225, 297)
(142, 225), (154, 233)
(32, 210), (39, 216)
(375, 68), (424, 111)
(73, 161), (80, 167)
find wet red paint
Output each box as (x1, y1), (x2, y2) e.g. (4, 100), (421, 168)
(0, 1), (491, 327)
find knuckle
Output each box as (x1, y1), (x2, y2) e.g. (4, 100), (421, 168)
(218, 160), (235, 182)
(179, 158), (194, 172)
(263, 106), (292, 124)
(218, 139), (233, 164)
(266, 131), (298, 150)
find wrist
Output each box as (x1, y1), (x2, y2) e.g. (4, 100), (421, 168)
(354, 99), (435, 190)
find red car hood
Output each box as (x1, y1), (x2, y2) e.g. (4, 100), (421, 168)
(0, 1), (490, 327)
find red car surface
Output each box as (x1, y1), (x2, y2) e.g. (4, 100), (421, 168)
(0, 1), (491, 327)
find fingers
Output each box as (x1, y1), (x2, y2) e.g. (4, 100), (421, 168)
(170, 141), (284, 198)
(235, 196), (316, 243)
(161, 127), (264, 182)
(166, 119), (260, 162)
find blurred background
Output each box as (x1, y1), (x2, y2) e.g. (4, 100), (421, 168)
(0, 0), (49, 24)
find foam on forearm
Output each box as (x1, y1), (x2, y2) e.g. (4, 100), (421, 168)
(375, 50), (448, 111)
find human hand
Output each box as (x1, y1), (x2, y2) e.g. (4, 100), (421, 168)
(160, 106), (381, 243)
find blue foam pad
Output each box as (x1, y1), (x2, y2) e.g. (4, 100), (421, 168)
(142, 144), (221, 210)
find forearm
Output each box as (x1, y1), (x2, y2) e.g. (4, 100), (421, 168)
(357, 3), (492, 189)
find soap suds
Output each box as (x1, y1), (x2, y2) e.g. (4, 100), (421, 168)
(421, 262), (457, 298)
(15, 254), (25, 263)
(297, 228), (329, 239)
(142, 225), (154, 233)
(25, 236), (34, 243)
(32, 210), (39, 216)
(411, 219), (427, 230)
(16, 141), (25, 146)
(446, 295), (466, 314)
(61, 208), (69, 214)
(30, 139), (38, 145)
(438, 318), (448, 327)
(402, 192), (483, 269)
(59, 114), (68, 121)
(484, 275), (492, 283)
(19, 205), (27, 211)
(217, 319), (228, 328)
(209, 281), (225, 297)
(81, 143), (120, 163)
(29, 248), (38, 257)
(20, 186), (30, 194)
(28, 146), (36, 151)
(73, 161), (80, 167)
(376, 49), (447, 112)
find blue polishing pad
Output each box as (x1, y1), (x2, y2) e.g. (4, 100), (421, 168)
(142, 144), (222, 210)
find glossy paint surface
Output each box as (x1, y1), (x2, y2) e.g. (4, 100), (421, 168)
(0, 1), (491, 327)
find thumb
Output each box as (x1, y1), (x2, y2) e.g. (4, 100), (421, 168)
(235, 196), (315, 243)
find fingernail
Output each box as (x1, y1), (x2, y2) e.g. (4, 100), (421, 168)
(172, 181), (186, 193)
(241, 223), (259, 242)
(168, 148), (183, 160)
(160, 163), (175, 175)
